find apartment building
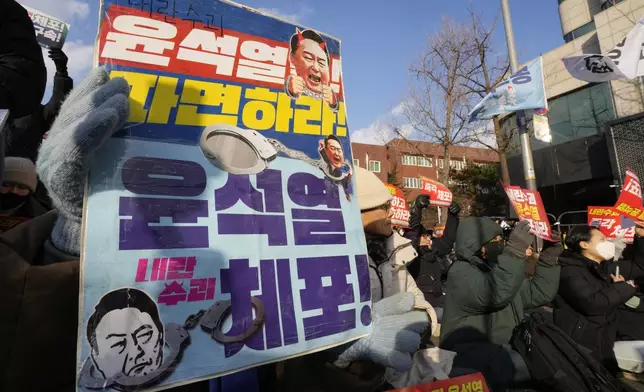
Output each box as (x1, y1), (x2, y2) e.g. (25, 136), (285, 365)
(351, 138), (500, 200)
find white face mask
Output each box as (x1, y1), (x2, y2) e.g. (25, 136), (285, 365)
(595, 241), (616, 261)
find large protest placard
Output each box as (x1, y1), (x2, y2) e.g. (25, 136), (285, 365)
(613, 169), (644, 222)
(77, 2), (371, 391)
(386, 183), (410, 227)
(588, 206), (636, 244)
(503, 184), (556, 241)
(387, 372), (490, 392)
(21, 4), (70, 49)
(420, 176), (452, 207)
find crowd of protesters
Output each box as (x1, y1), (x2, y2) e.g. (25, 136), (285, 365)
(4, 1), (644, 391)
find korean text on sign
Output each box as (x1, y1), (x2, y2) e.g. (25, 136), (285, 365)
(588, 206), (635, 243)
(386, 183), (410, 227)
(420, 176), (452, 207)
(78, 1), (369, 391)
(613, 169), (644, 221)
(22, 5), (70, 49)
(503, 184), (555, 241)
(387, 372), (490, 392)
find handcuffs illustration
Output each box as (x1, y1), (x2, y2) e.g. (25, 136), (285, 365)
(78, 298), (266, 390)
(200, 124), (350, 182)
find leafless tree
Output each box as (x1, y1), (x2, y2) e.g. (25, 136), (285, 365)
(460, 7), (514, 185)
(402, 16), (479, 185)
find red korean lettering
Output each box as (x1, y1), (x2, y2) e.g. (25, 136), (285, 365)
(188, 277), (216, 302)
(102, 15), (177, 66)
(158, 281), (188, 306)
(177, 29), (239, 76)
(166, 256), (197, 280)
(236, 40), (288, 84)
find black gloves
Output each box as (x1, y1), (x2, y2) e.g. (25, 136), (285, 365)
(48, 48), (68, 76)
(448, 202), (460, 216)
(414, 194), (430, 209)
(506, 221), (534, 258)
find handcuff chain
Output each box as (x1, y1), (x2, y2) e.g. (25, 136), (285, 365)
(266, 138), (323, 168)
(183, 309), (206, 329)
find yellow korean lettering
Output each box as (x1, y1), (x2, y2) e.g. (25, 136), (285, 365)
(321, 102), (336, 136)
(471, 380), (483, 392)
(336, 102), (347, 136)
(148, 76), (179, 124)
(461, 381), (472, 392)
(275, 92), (294, 133)
(293, 96), (322, 135)
(530, 206), (540, 220)
(449, 386), (460, 392)
(110, 70), (158, 123)
(176, 79), (241, 126)
(242, 87), (277, 130)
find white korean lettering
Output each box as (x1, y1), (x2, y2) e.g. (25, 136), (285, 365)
(625, 178), (642, 199)
(46, 19), (62, 32)
(177, 29), (239, 76)
(34, 25), (45, 37)
(236, 40), (288, 84)
(43, 29), (60, 42)
(32, 14), (48, 26)
(240, 40), (288, 65)
(113, 15), (177, 39)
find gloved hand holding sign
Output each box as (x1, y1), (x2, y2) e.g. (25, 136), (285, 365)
(37, 68), (130, 256)
(335, 292), (428, 372)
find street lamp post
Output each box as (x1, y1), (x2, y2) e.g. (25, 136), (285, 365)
(500, 0), (538, 192)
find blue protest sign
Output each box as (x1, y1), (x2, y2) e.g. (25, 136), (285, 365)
(77, 1), (372, 391)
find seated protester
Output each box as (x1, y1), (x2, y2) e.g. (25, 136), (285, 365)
(440, 218), (561, 392)
(1, 157), (48, 219)
(555, 225), (644, 375)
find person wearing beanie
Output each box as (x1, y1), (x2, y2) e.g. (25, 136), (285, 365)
(0, 156), (48, 221)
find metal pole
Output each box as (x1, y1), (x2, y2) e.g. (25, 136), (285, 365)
(501, 0), (537, 192)
(501, 0), (543, 250)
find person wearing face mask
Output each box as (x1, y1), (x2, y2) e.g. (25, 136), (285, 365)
(0, 157), (48, 221)
(439, 218), (562, 391)
(555, 224), (644, 375)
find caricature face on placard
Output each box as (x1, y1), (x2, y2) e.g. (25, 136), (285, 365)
(87, 288), (164, 381)
(321, 135), (345, 170)
(286, 28), (338, 110)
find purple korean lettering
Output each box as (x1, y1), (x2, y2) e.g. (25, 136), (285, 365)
(354, 255), (372, 326)
(158, 281), (188, 306)
(217, 214), (287, 246)
(220, 259), (260, 357)
(215, 169), (284, 212)
(119, 197), (209, 250)
(246, 260), (281, 350)
(287, 172), (341, 209)
(122, 157), (207, 197)
(276, 258), (298, 346)
(297, 256), (356, 340)
(292, 209), (346, 245)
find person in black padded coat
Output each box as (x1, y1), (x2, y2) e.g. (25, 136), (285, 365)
(555, 224), (644, 375)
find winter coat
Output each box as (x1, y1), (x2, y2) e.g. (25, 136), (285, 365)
(554, 238), (644, 372)
(440, 218), (561, 350)
(0, 0), (46, 119)
(7, 72), (73, 161)
(369, 231), (438, 336)
(407, 213), (459, 308)
(0, 211), (209, 392)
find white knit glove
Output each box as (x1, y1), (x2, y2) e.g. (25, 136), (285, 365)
(335, 292), (429, 372)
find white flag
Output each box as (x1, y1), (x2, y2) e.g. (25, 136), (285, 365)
(563, 17), (644, 82)
(533, 113), (551, 143)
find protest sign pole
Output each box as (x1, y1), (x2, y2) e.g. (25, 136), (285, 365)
(501, 0), (543, 249)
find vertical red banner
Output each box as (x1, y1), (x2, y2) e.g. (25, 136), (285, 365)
(420, 176), (452, 207)
(385, 183), (410, 228)
(503, 184), (555, 241)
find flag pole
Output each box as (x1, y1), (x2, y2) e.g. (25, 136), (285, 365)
(501, 0), (537, 192)
(501, 0), (543, 250)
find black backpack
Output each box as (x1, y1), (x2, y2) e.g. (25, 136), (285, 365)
(511, 313), (624, 392)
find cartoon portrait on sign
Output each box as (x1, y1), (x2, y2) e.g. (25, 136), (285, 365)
(285, 28), (339, 111)
(318, 134), (352, 200)
(78, 288), (189, 391)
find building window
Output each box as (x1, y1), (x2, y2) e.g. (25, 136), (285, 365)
(402, 155), (417, 166)
(368, 160), (381, 173)
(450, 159), (466, 171)
(563, 20), (595, 43)
(438, 158), (444, 169)
(417, 156), (432, 167)
(353, 158), (359, 167)
(403, 177), (421, 189)
(601, 0), (625, 10)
